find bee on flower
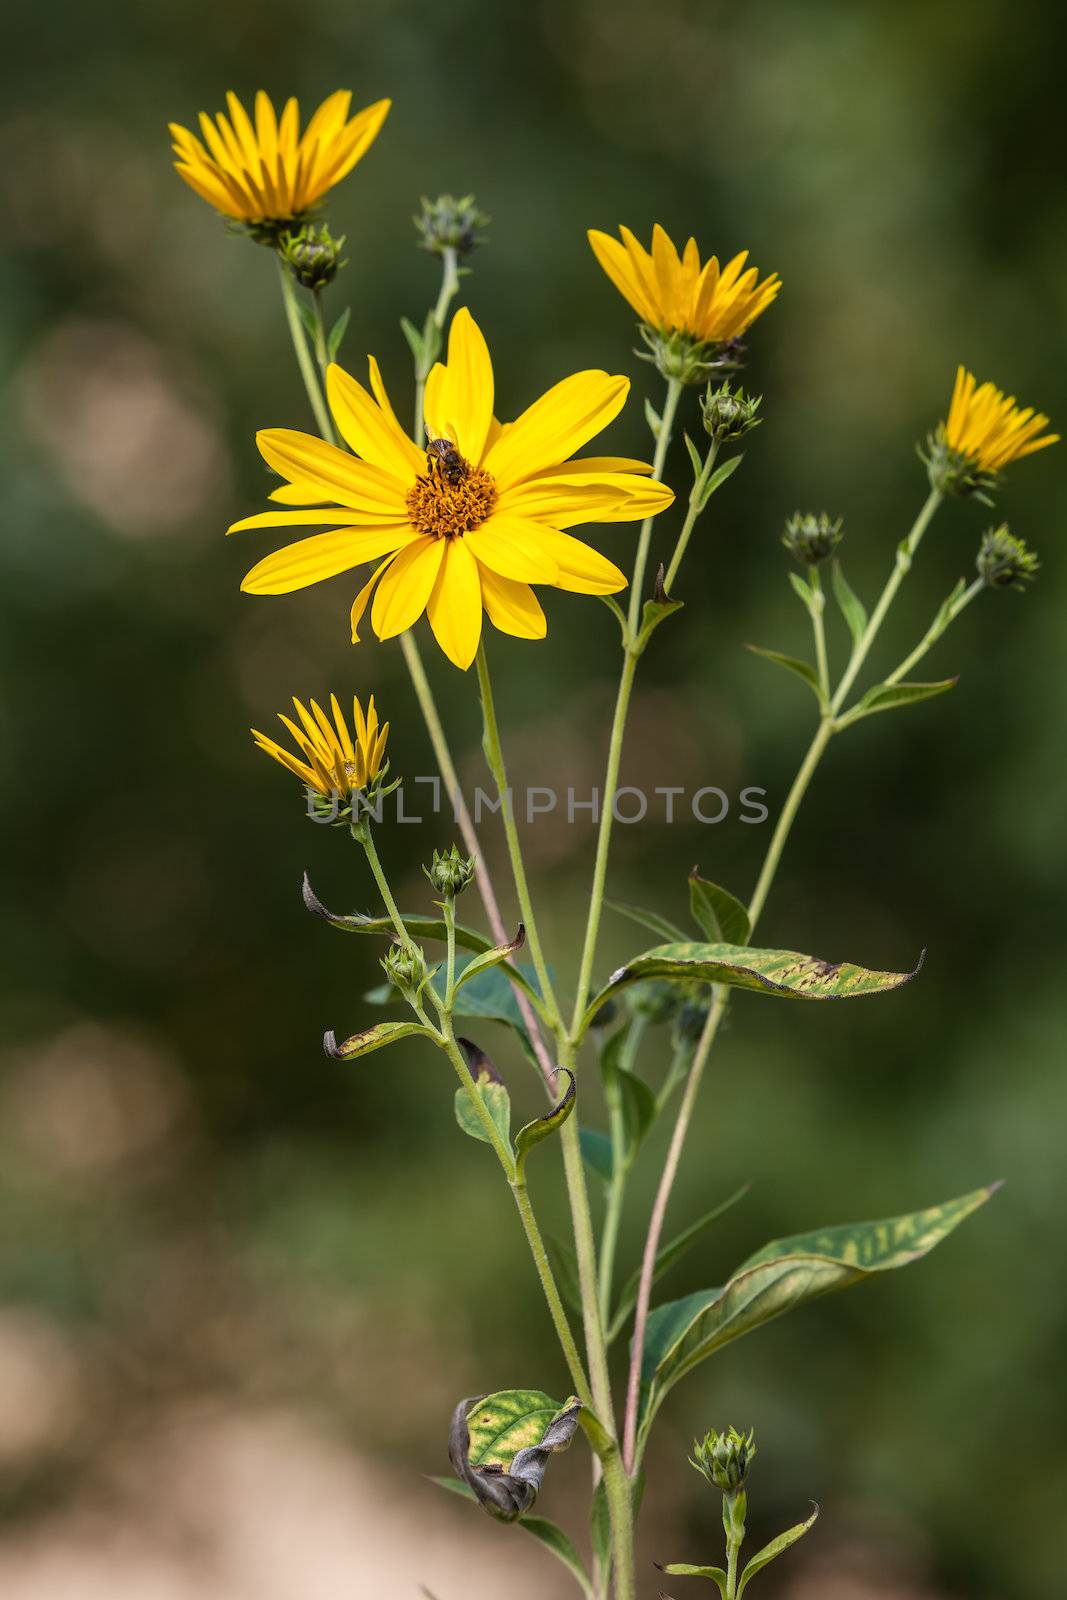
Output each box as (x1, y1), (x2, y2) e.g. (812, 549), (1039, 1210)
(228, 308), (675, 669)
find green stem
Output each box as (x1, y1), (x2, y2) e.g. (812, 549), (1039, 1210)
(810, 567), (830, 700)
(599, 1447), (636, 1600)
(310, 289), (331, 386)
(623, 487), (947, 1471)
(829, 487), (942, 714)
(413, 245), (460, 443)
(277, 260), (337, 444)
(510, 1173), (593, 1406)
(598, 1015), (646, 1324)
(443, 897), (457, 1008)
(661, 436), (720, 597)
(627, 377), (683, 634)
(356, 825), (416, 951)
(475, 641), (563, 1028)
(883, 575), (983, 686)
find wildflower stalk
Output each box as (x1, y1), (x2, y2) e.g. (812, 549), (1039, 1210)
(276, 259), (337, 444)
(662, 436), (721, 596)
(809, 567), (831, 700)
(627, 377), (683, 634)
(622, 489), (946, 1471)
(598, 1014), (647, 1323)
(882, 576), (983, 688)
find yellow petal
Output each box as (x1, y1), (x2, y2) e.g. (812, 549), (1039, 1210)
(485, 371), (630, 488)
(326, 364), (425, 479)
(371, 537), (446, 639)
(465, 515), (560, 582)
(350, 556), (395, 641)
(536, 529), (627, 594)
(479, 569), (547, 639)
(256, 428), (408, 512)
(426, 538), (483, 669)
(497, 471), (673, 528)
(424, 307), (495, 465)
(588, 229), (659, 326)
(241, 525), (416, 594)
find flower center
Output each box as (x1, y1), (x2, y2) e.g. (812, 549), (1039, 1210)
(406, 446), (496, 538)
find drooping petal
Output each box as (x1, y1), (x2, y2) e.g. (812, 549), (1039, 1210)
(484, 371), (630, 488)
(479, 569), (547, 639)
(497, 471), (673, 528)
(350, 556), (395, 641)
(426, 538), (483, 669)
(371, 537), (446, 639)
(241, 525), (417, 594)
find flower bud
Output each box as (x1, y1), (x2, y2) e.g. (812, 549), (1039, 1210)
(672, 995), (712, 1047)
(689, 1426), (757, 1494)
(425, 843), (476, 898)
(279, 224), (347, 290)
(415, 194), (489, 259)
(381, 940), (428, 994)
(702, 380), (762, 443)
(636, 327), (745, 387)
(976, 524), (1040, 590)
(782, 511), (843, 567)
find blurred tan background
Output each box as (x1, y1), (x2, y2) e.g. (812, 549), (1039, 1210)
(2, 1), (1065, 1595)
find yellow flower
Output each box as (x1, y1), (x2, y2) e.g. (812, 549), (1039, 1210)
(588, 225), (781, 342)
(943, 367), (1058, 473)
(228, 308), (675, 670)
(253, 693), (388, 795)
(169, 90), (390, 224)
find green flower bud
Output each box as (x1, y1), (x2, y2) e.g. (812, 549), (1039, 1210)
(415, 194), (489, 259)
(381, 940), (428, 994)
(279, 224), (347, 290)
(672, 995), (712, 1047)
(782, 511), (844, 567)
(627, 980), (683, 1024)
(689, 1426), (757, 1494)
(919, 427), (997, 503)
(977, 524), (1040, 590)
(701, 380), (762, 443)
(636, 327), (745, 387)
(425, 843), (476, 898)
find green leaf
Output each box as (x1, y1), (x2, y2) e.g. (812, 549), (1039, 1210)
(602, 1045), (657, 1162)
(662, 1563), (728, 1594)
(432, 1477), (593, 1596)
(640, 1185), (998, 1433)
(303, 875), (542, 1005)
(597, 593), (629, 642)
(696, 452), (742, 509)
(607, 898), (689, 944)
(645, 397), (662, 442)
(608, 1185), (750, 1343)
(745, 644), (823, 702)
(295, 297), (318, 342)
(850, 678), (959, 720)
(637, 564), (684, 648)
(327, 307), (351, 359)
(580, 1128), (615, 1182)
(737, 1506), (819, 1596)
(788, 571), (815, 611)
(831, 559), (867, 645)
(399, 314), (424, 362)
(453, 924), (526, 993)
(688, 872), (751, 945)
(684, 432), (704, 481)
(514, 1069), (575, 1174)
(518, 1517), (594, 1597)
(465, 1390), (564, 1467)
(454, 1056), (511, 1148)
(323, 1020), (434, 1060)
(581, 940), (922, 1036)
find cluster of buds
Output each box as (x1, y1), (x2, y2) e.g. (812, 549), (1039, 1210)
(424, 843), (476, 898)
(278, 223), (348, 290)
(690, 1425), (757, 1494)
(672, 993), (713, 1048)
(637, 326), (746, 387)
(977, 524), (1040, 590)
(782, 511), (844, 567)
(627, 979), (684, 1024)
(415, 193), (489, 260)
(702, 380), (762, 444)
(920, 427), (997, 503)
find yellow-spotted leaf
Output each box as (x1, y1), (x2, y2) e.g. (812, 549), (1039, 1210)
(638, 1185), (997, 1444)
(448, 1390), (582, 1522)
(579, 940), (922, 1036)
(323, 1020), (434, 1060)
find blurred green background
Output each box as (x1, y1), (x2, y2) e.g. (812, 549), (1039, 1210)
(2, 1), (1064, 1595)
